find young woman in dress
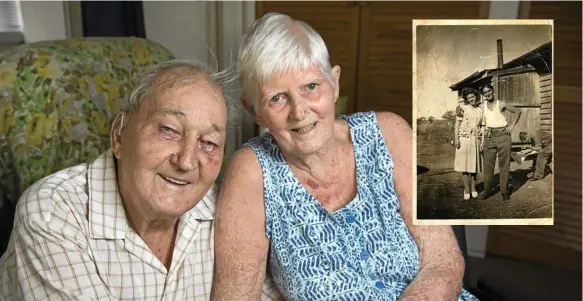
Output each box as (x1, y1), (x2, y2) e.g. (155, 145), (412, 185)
(454, 87), (483, 200)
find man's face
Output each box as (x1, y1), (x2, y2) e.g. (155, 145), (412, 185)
(482, 87), (495, 102)
(112, 80), (228, 219)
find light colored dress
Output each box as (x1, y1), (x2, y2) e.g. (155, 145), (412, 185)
(245, 111), (480, 301)
(454, 104), (483, 173)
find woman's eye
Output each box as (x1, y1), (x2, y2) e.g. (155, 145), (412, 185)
(270, 95), (281, 103)
(306, 83), (318, 90)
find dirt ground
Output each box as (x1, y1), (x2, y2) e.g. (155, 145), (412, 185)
(416, 120), (553, 220)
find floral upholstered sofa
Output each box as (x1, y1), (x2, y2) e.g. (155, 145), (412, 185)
(0, 38), (174, 254)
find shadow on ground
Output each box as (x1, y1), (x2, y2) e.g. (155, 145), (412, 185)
(416, 120), (553, 220)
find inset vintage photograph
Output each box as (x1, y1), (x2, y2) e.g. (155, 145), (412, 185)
(412, 20), (553, 225)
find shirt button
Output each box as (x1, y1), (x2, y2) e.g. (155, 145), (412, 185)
(360, 250), (369, 260)
(375, 280), (385, 289)
(346, 214), (356, 223)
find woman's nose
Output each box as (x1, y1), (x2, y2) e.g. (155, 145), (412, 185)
(290, 97), (309, 120)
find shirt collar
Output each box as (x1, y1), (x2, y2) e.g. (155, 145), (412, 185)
(87, 149), (217, 240)
(87, 149), (128, 239)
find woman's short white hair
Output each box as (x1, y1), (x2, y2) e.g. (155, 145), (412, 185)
(124, 59), (239, 129)
(236, 12), (336, 107)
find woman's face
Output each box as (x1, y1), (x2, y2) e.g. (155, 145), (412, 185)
(467, 93), (478, 106)
(250, 66), (341, 157)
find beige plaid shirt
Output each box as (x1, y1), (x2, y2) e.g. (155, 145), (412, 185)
(0, 150), (281, 301)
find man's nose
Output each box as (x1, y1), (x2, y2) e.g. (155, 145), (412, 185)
(170, 138), (198, 171)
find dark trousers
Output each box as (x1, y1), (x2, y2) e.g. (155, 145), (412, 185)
(533, 141), (552, 179)
(483, 131), (512, 195)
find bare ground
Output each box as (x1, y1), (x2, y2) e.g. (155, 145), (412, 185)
(416, 120), (553, 220)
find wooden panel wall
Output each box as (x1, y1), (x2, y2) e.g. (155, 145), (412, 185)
(498, 72), (540, 107)
(503, 108), (540, 144)
(498, 72), (541, 143)
(488, 1), (581, 273)
(539, 74), (552, 132)
(355, 1), (488, 125)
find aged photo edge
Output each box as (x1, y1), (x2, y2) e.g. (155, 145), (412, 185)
(415, 217), (553, 226)
(412, 19), (555, 226)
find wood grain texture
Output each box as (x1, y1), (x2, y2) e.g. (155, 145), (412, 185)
(487, 1), (581, 272)
(499, 72), (540, 106)
(355, 1), (487, 124)
(530, 2), (582, 87)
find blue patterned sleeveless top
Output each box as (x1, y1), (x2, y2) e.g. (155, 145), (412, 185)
(245, 111), (479, 301)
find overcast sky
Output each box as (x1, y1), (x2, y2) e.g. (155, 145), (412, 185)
(414, 24), (552, 119)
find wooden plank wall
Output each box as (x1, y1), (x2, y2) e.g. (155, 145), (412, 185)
(499, 72), (541, 143)
(499, 72), (540, 107)
(539, 73), (552, 132)
(504, 108), (540, 143)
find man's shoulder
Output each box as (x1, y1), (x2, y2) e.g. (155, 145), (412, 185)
(15, 163), (90, 225)
(498, 99), (513, 107)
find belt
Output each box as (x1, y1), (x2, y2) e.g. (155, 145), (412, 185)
(489, 126), (506, 132)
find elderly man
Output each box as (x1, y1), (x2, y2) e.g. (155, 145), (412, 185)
(0, 60), (280, 300)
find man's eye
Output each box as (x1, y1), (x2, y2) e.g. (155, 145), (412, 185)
(161, 126), (177, 134)
(200, 141), (218, 153)
(270, 95), (281, 102)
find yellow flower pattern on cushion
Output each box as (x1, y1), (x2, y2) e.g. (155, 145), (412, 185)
(25, 113), (46, 147)
(92, 111), (111, 136)
(0, 106), (14, 135)
(35, 54), (62, 78)
(0, 62), (17, 87)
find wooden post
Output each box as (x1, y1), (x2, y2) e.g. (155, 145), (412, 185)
(495, 39), (504, 100)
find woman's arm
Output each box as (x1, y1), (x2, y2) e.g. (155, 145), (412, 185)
(479, 109), (485, 151)
(211, 148), (271, 301)
(454, 118), (461, 149)
(376, 112), (464, 301)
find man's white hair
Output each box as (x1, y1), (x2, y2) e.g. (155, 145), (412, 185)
(236, 12), (336, 108)
(125, 59), (239, 129)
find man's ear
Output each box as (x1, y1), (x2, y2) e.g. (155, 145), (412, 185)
(110, 112), (125, 159)
(241, 94), (267, 128)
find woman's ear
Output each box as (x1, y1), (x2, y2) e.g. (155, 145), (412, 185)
(332, 65), (341, 82)
(332, 65), (341, 100)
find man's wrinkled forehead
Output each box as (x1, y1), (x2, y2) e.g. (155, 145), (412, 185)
(155, 107), (226, 133)
(151, 68), (218, 97)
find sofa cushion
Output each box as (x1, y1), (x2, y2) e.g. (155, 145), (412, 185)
(0, 37), (175, 204)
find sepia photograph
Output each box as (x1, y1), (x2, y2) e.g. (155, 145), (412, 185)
(413, 20), (553, 225)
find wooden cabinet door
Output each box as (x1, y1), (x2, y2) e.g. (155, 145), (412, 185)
(256, 1), (360, 115)
(487, 1), (582, 273)
(355, 1), (488, 124)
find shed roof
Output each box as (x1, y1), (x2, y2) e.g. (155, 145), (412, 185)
(449, 41), (552, 91)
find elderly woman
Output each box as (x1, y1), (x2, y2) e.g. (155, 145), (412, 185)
(212, 13), (479, 301)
